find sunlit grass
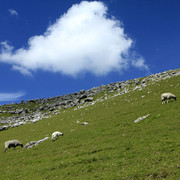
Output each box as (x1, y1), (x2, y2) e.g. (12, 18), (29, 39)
(0, 75), (179, 179)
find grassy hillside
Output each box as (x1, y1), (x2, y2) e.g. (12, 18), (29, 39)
(0, 73), (180, 179)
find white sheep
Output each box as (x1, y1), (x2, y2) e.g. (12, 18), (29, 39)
(51, 131), (63, 141)
(161, 93), (176, 104)
(5, 140), (23, 152)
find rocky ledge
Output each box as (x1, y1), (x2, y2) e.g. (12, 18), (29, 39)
(0, 68), (179, 131)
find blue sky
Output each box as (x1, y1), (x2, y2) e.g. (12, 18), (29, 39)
(0, 0), (179, 104)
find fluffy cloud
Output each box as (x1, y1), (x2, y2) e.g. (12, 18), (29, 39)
(8, 9), (18, 16)
(0, 91), (25, 102)
(1, 1), (148, 76)
(132, 57), (149, 70)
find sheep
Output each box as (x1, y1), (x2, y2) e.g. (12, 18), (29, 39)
(161, 93), (176, 104)
(5, 140), (23, 152)
(51, 131), (63, 141)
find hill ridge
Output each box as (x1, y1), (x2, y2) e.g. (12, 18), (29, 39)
(0, 68), (180, 131)
(1, 68), (180, 179)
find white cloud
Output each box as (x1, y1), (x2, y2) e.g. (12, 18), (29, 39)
(0, 41), (14, 52)
(8, 9), (18, 16)
(132, 57), (149, 70)
(12, 65), (32, 76)
(0, 91), (25, 102)
(1, 1), (148, 76)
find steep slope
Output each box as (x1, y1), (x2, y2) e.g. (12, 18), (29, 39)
(0, 69), (180, 179)
(0, 68), (179, 131)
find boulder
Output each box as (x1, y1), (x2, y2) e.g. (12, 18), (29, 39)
(0, 125), (9, 131)
(84, 97), (94, 102)
(24, 141), (37, 149)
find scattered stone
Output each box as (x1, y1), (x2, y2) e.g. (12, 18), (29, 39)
(80, 89), (85, 94)
(0, 69), (179, 131)
(134, 114), (151, 123)
(84, 97), (94, 102)
(31, 119), (38, 123)
(24, 137), (49, 149)
(0, 125), (9, 131)
(82, 122), (89, 125)
(24, 141), (37, 149)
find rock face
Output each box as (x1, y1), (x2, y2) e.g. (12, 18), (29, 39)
(0, 68), (179, 131)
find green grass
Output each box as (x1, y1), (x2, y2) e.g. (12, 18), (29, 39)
(0, 75), (180, 179)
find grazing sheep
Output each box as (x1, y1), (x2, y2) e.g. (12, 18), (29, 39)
(5, 140), (23, 152)
(51, 131), (63, 141)
(161, 93), (176, 104)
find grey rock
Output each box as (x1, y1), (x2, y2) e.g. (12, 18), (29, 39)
(16, 108), (23, 114)
(24, 141), (37, 149)
(82, 122), (89, 125)
(84, 97), (94, 102)
(135, 79), (140, 85)
(0, 68), (179, 131)
(9, 110), (16, 114)
(80, 89), (85, 94)
(0, 125), (9, 131)
(142, 79), (146, 83)
(24, 137), (49, 149)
